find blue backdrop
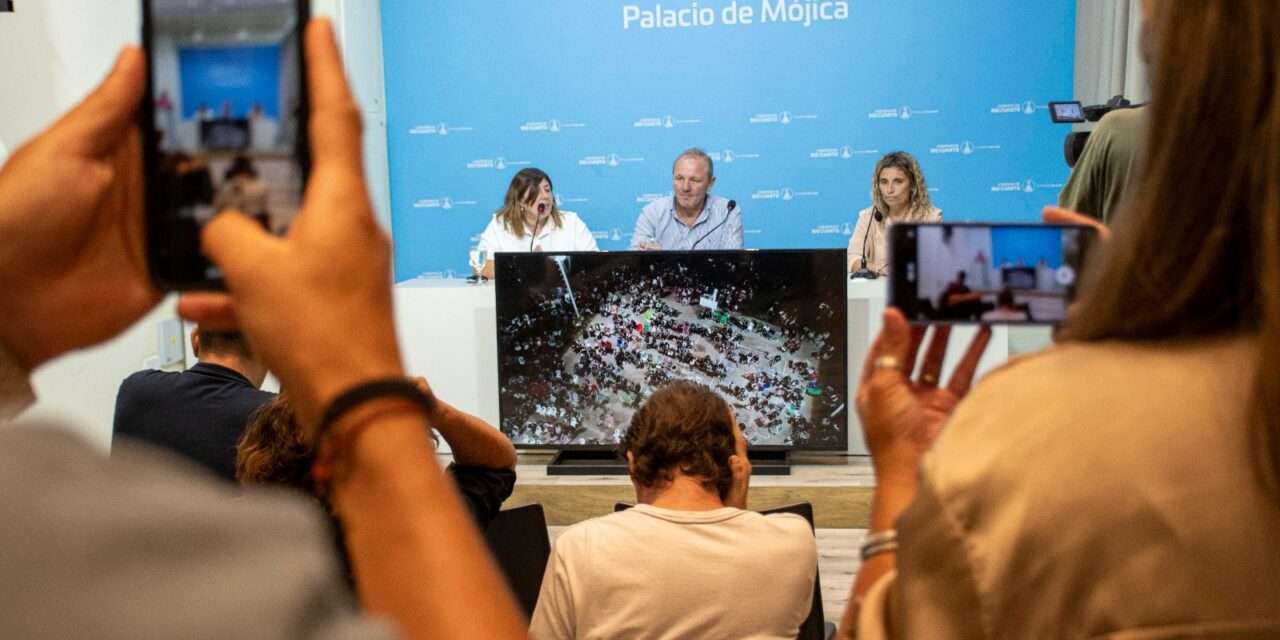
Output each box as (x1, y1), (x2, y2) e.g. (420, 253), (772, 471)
(381, 1), (1076, 282)
(179, 45), (281, 118)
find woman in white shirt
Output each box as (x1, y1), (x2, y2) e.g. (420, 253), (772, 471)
(476, 168), (598, 279)
(847, 151), (942, 276)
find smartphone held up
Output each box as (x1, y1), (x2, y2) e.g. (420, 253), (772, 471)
(887, 222), (1097, 326)
(140, 0), (310, 290)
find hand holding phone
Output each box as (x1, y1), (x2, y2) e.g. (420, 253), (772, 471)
(0, 48), (165, 371)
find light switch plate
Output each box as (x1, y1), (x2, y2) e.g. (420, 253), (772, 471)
(157, 318), (185, 366)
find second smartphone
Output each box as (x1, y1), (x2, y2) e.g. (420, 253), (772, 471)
(887, 222), (1098, 325)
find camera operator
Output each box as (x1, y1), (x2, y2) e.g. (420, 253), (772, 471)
(1057, 105), (1148, 224)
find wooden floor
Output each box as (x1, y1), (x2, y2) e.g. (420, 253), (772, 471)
(510, 453), (873, 619)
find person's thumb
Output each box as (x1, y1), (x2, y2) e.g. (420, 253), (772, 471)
(58, 47), (146, 156)
(202, 210), (284, 287)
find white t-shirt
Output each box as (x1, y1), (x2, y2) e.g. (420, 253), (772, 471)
(530, 504), (817, 640)
(476, 210), (599, 254)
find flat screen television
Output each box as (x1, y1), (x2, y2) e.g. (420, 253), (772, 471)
(494, 249), (848, 450)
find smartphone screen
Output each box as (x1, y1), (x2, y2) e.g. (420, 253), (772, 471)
(141, 0), (309, 289)
(888, 223), (1096, 325)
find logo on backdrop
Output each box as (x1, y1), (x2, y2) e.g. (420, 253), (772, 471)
(633, 114), (702, 128)
(556, 193), (591, 206)
(520, 118), (587, 133)
(579, 153), (645, 167)
(466, 156), (532, 170)
(413, 196), (479, 210)
(410, 122), (475, 136)
(868, 105), (940, 120)
(990, 100), (1043, 115)
(708, 150), (761, 164)
(930, 140), (1001, 155)
(810, 145), (877, 159)
(636, 192), (673, 204)
(751, 187), (819, 201)
(991, 179), (1064, 193)
(749, 110), (817, 125)
(809, 224), (846, 235)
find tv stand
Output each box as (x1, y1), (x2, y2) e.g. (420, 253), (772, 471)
(748, 448), (792, 476)
(545, 449), (793, 476)
(546, 450), (628, 476)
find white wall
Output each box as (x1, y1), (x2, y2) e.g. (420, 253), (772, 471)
(0, 1), (381, 451)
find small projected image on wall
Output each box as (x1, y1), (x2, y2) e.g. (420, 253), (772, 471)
(148, 0), (304, 234)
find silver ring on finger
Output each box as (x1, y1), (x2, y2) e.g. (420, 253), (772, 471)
(919, 372), (939, 386)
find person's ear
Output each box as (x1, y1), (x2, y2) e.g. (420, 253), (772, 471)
(190, 329), (200, 358)
(625, 450), (635, 475)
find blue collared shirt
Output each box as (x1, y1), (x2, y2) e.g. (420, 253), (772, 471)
(629, 195), (744, 250)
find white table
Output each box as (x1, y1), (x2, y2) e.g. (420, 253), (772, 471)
(394, 278), (1008, 455)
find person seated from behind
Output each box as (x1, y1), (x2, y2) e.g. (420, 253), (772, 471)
(936, 271), (984, 320)
(237, 377), (518, 583)
(113, 327), (273, 482)
(213, 155), (270, 229)
(980, 288), (1029, 322)
(530, 380), (817, 639)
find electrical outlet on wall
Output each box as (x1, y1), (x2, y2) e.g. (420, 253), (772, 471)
(157, 318), (185, 366)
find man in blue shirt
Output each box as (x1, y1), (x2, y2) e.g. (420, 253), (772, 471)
(113, 328), (273, 481)
(630, 148), (743, 250)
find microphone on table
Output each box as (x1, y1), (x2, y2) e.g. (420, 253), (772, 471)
(849, 210), (883, 280)
(530, 202), (548, 252)
(690, 199), (737, 250)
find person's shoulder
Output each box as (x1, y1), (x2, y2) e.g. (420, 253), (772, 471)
(933, 335), (1255, 479)
(639, 196), (671, 215)
(740, 511), (817, 556)
(753, 510), (814, 534)
(549, 509), (631, 554)
(481, 212), (505, 229)
(119, 367), (180, 393)
(1098, 105), (1147, 129)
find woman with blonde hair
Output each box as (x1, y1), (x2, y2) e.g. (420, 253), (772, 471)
(847, 151), (941, 276)
(475, 167), (598, 278)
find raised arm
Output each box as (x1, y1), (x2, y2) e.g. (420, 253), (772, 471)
(412, 376), (516, 469)
(180, 21), (526, 639)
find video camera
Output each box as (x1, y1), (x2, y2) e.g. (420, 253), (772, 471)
(1049, 95), (1141, 167)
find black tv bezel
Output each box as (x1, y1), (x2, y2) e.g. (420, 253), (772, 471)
(493, 248), (850, 452)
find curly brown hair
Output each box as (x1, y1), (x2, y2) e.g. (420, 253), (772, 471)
(235, 394), (316, 494)
(620, 381), (737, 498)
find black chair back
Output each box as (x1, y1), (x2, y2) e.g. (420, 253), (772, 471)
(483, 503), (552, 618)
